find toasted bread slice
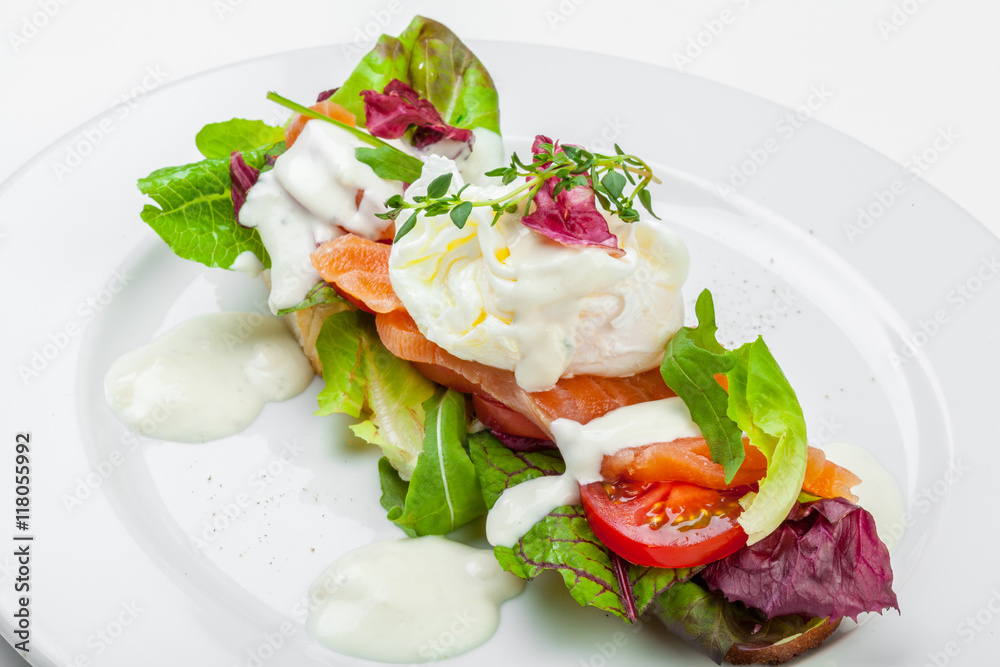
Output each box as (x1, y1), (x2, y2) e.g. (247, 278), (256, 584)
(725, 617), (842, 665)
(282, 300), (351, 375)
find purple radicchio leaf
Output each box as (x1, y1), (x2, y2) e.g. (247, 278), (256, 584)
(229, 151), (260, 224)
(520, 135), (623, 256)
(490, 429), (556, 453)
(361, 79), (474, 150)
(316, 87), (339, 103)
(701, 497), (899, 621)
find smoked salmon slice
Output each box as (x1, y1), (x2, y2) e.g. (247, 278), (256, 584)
(601, 437), (861, 502)
(312, 235), (403, 314)
(285, 100), (357, 148)
(310, 234), (861, 500)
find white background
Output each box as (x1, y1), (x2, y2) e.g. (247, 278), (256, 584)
(1, 1), (996, 664)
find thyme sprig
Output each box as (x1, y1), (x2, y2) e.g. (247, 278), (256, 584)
(380, 142), (661, 241)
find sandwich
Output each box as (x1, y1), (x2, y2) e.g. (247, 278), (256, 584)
(135, 16), (899, 664)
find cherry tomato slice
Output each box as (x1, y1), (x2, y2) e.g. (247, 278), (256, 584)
(580, 479), (749, 568)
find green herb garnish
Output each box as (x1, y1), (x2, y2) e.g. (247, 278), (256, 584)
(380, 142), (661, 239)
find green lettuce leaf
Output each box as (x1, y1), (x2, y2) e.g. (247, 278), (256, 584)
(331, 16), (500, 134)
(138, 149), (271, 270)
(313, 309), (436, 478)
(654, 580), (828, 664)
(378, 389), (487, 536)
(660, 289), (808, 545)
(726, 339), (808, 545)
(195, 119), (286, 159)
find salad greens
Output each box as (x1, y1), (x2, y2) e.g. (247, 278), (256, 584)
(655, 581), (830, 664)
(329, 16), (501, 135)
(660, 290), (808, 545)
(194, 119), (286, 159)
(378, 389), (486, 536)
(138, 146), (274, 270)
(701, 497), (898, 621)
(471, 432), (695, 623)
(135, 16), (498, 282)
(313, 309), (435, 479)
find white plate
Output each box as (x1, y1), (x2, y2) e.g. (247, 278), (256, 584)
(1, 43), (996, 667)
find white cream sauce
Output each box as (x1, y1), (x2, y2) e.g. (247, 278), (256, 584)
(238, 122), (506, 314)
(229, 250), (264, 278)
(486, 397), (701, 547)
(306, 536), (524, 662)
(821, 441), (905, 553)
(104, 312), (314, 443)
(239, 121), (404, 313)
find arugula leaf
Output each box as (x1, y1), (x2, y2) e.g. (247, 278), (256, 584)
(330, 16), (500, 134)
(274, 283), (346, 316)
(468, 430), (565, 509)
(660, 290), (744, 482)
(378, 389), (487, 536)
(355, 146), (423, 183)
(313, 309), (436, 478)
(654, 581), (829, 664)
(660, 289), (808, 544)
(195, 119), (286, 159)
(494, 505), (696, 621)
(378, 456), (409, 516)
(138, 149), (271, 270)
